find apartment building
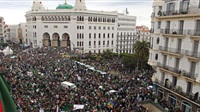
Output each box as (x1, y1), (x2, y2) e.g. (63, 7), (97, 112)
(9, 23), (27, 44)
(136, 26), (151, 42)
(149, 0), (200, 111)
(0, 16), (5, 43)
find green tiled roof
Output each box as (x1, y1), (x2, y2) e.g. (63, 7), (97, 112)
(56, 3), (73, 9)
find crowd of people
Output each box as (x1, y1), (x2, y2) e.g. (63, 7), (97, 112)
(0, 43), (156, 112)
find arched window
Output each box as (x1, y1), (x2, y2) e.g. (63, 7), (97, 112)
(181, 101), (192, 112)
(157, 89), (164, 99)
(168, 94), (176, 108)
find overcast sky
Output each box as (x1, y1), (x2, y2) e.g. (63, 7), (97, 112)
(0, 0), (153, 28)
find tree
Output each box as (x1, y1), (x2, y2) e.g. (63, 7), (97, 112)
(101, 49), (114, 59)
(121, 53), (137, 70)
(133, 40), (150, 69)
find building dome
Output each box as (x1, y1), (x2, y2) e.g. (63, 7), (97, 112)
(56, 3), (73, 9)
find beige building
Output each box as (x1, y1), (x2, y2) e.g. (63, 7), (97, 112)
(149, 0), (200, 112)
(136, 26), (151, 42)
(9, 23), (27, 44)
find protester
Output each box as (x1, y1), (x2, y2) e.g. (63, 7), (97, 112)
(0, 43), (155, 112)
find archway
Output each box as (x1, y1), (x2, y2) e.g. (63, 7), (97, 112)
(181, 101), (191, 112)
(62, 33), (70, 49)
(158, 89), (164, 100)
(43, 32), (51, 47)
(18, 28), (23, 44)
(168, 94), (177, 108)
(52, 33), (60, 47)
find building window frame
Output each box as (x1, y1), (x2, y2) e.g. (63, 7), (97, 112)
(168, 94), (177, 108)
(157, 21), (161, 29)
(157, 89), (164, 99)
(181, 101), (192, 112)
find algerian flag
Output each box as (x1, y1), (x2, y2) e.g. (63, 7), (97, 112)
(0, 74), (17, 112)
(73, 105), (84, 110)
(63, 104), (73, 111)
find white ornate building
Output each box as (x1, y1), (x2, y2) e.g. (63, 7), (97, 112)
(25, 0), (136, 53)
(149, 0), (200, 111)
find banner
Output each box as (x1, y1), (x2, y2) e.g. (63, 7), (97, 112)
(73, 105), (84, 110)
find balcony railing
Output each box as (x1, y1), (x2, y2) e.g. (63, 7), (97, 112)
(155, 79), (165, 86)
(159, 46), (184, 55)
(185, 50), (200, 58)
(182, 70), (198, 80)
(157, 62), (182, 75)
(158, 63), (198, 80)
(157, 9), (188, 17)
(187, 30), (200, 36)
(160, 29), (186, 35)
(156, 79), (200, 103)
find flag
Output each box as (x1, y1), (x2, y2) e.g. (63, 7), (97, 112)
(63, 104), (73, 111)
(34, 68), (38, 75)
(107, 100), (114, 109)
(73, 105), (84, 110)
(0, 74), (17, 112)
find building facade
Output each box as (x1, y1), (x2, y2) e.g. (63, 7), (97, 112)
(9, 23), (27, 44)
(0, 16), (5, 43)
(136, 26), (151, 42)
(4, 25), (10, 42)
(149, 0), (200, 111)
(25, 0), (136, 53)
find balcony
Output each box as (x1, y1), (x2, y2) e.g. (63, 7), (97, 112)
(157, 9), (188, 18)
(157, 10), (188, 16)
(155, 79), (165, 86)
(155, 79), (200, 106)
(182, 70), (198, 81)
(160, 29), (186, 38)
(159, 46), (184, 57)
(185, 50), (200, 61)
(157, 62), (181, 77)
(187, 30), (200, 39)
